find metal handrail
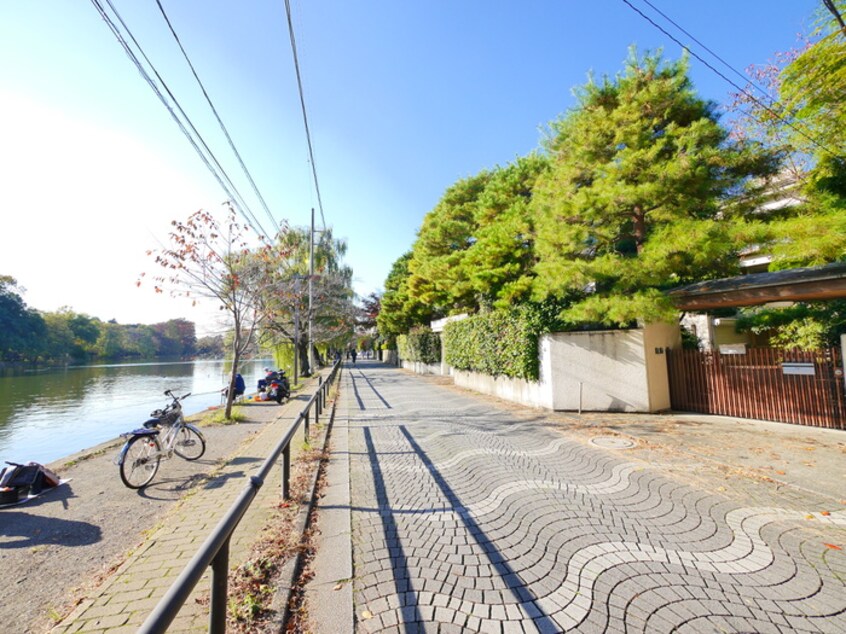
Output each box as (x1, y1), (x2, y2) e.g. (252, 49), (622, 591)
(138, 360), (342, 634)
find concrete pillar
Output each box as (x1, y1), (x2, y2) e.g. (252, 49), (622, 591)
(840, 334), (846, 394)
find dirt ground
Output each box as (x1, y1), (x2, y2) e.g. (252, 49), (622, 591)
(0, 401), (284, 633)
(421, 371), (846, 503)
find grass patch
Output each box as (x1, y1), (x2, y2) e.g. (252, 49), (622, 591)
(46, 607), (63, 624)
(61, 447), (108, 469)
(203, 406), (248, 425)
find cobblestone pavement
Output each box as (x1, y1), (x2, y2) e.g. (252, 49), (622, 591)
(343, 363), (846, 634)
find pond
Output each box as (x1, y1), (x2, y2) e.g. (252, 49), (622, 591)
(0, 358), (272, 466)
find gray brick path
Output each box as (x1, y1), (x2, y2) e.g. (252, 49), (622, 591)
(49, 382), (320, 634)
(342, 363), (846, 633)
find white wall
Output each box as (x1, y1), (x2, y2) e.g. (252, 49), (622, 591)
(543, 325), (680, 412)
(452, 368), (553, 410)
(544, 330), (649, 411)
(400, 360), (444, 375)
(400, 323), (680, 413)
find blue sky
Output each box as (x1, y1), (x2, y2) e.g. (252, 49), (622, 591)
(0, 1), (819, 334)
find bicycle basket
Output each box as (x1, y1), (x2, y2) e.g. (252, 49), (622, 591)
(162, 410), (180, 426)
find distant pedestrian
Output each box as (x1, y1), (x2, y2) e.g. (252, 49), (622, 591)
(351, 349), (357, 364)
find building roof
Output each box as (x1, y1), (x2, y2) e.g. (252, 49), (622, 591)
(668, 262), (846, 310)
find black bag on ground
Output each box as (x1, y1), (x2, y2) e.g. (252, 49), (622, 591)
(0, 462), (61, 503)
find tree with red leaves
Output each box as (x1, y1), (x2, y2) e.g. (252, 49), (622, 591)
(141, 203), (289, 418)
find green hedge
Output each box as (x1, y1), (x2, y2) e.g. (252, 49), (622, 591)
(444, 309), (539, 381)
(397, 328), (441, 364)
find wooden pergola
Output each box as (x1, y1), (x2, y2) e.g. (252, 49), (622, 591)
(668, 262), (846, 311)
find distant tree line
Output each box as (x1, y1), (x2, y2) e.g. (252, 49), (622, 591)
(0, 275), (223, 363)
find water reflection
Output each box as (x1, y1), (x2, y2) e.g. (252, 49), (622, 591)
(0, 359), (271, 466)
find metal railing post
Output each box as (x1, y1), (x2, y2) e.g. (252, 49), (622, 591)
(317, 376), (323, 414)
(209, 538), (230, 634)
(282, 444), (291, 500)
(138, 372), (341, 633)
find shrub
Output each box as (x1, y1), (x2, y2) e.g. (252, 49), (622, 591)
(397, 327), (441, 364)
(444, 309), (539, 380)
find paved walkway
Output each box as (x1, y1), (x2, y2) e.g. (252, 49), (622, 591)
(50, 381), (322, 634)
(317, 361), (846, 633)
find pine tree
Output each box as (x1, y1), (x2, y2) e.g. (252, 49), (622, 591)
(407, 172), (491, 315)
(532, 49), (779, 326)
(463, 154), (549, 308)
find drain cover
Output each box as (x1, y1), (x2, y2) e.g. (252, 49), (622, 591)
(590, 436), (635, 449)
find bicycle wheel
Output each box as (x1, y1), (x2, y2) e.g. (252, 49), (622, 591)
(173, 426), (206, 461)
(120, 435), (161, 489)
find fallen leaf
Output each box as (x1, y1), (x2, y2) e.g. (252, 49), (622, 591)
(361, 610), (373, 620)
(821, 511), (831, 517)
(775, 470), (786, 475)
(805, 514), (815, 520)
(333, 583), (343, 591)
(824, 543), (842, 550)
(717, 486), (726, 492)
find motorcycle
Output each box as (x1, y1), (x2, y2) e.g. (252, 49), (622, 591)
(258, 368), (290, 404)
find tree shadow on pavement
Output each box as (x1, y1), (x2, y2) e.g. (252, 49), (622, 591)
(0, 510), (101, 549)
(361, 424), (559, 632)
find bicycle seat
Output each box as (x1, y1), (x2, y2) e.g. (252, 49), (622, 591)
(131, 428), (161, 436)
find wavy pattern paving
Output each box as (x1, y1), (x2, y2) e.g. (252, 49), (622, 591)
(383, 437), (572, 473)
(345, 364), (846, 633)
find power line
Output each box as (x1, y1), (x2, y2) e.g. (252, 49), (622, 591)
(100, 0), (269, 239)
(90, 0), (273, 241)
(283, 0), (327, 230)
(620, 0), (842, 159)
(636, 0), (776, 105)
(154, 0), (281, 237)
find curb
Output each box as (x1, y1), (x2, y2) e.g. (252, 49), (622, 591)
(303, 366), (354, 634)
(272, 368), (342, 630)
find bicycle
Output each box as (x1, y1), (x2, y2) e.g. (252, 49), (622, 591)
(116, 389), (206, 489)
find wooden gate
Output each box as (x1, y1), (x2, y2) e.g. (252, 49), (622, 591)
(667, 347), (846, 430)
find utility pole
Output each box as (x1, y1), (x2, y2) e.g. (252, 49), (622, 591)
(293, 275), (300, 386)
(308, 207), (315, 375)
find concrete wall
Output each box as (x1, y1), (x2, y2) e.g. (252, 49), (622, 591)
(713, 319), (750, 347)
(680, 313), (752, 350)
(452, 368), (552, 410)
(399, 322), (679, 413)
(544, 330), (648, 411)
(544, 324), (680, 412)
(400, 360), (444, 375)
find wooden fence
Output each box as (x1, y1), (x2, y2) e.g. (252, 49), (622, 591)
(667, 347), (846, 430)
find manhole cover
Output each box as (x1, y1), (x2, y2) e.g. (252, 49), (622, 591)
(589, 436), (635, 449)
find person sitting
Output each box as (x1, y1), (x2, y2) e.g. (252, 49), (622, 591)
(223, 373), (246, 402)
(234, 373), (246, 398)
